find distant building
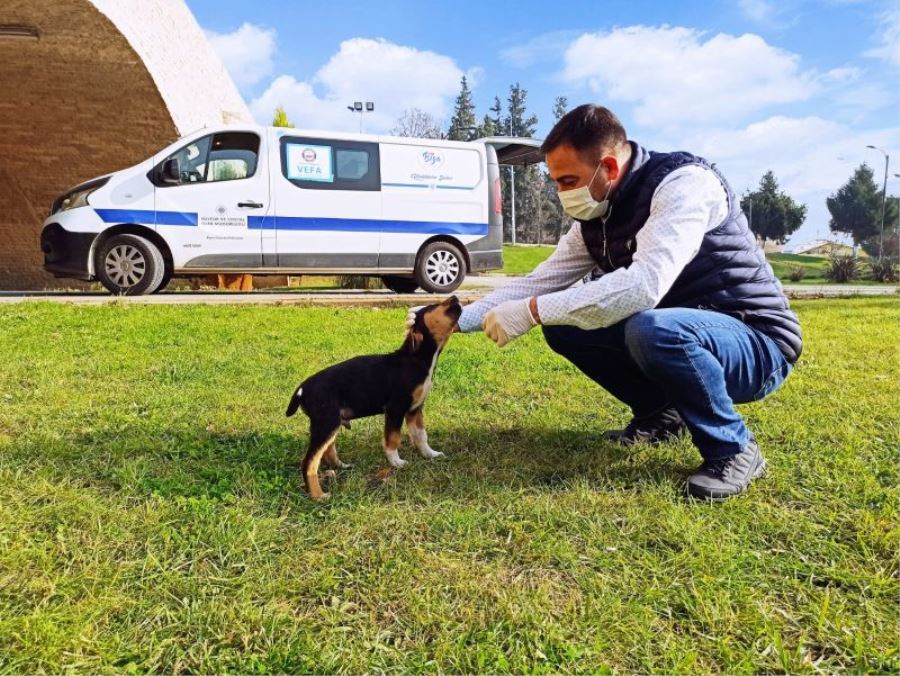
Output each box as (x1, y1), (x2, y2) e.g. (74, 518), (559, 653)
(0, 0), (251, 289)
(792, 240), (858, 257)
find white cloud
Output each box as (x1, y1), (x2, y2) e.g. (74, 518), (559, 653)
(864, 8), (900, 68)
(500, 30), (581, 67)
(663, 116), (900, 246)
(561, 26), (818, 129)
(738, 0), (776, 22)
(823, 66), (862, 83)
(205, 23), (276, 91)
(249, 38), (468, 133)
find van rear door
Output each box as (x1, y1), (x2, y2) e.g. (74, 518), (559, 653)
(478, 137), (543, 166)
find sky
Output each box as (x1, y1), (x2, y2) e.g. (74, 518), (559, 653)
(186, 0), (900, 248)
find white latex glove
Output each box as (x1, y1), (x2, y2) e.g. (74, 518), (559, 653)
(405, 305), (425, 329)
(482, 298), (537, 347)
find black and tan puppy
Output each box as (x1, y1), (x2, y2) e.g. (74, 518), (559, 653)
(286, 296), (462, 500)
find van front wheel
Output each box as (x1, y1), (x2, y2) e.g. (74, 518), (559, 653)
(415, 242), (465, 293)
(95, 234), (165, 296)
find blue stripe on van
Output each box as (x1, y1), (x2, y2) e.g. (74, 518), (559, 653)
(248, 216), (487, 236)
(95, 209), (197, 226)
(382, 182), (475, 190)
(96, 208), (486, 236)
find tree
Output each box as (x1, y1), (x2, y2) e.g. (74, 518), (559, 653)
(272, 106), (294, 128)
(499, 83), (542, 243)
(739, 171), (806, 245)
(539, 95), (571, 242)
(390, 108), (442, 139)
(473, 114), (496, 139)
(552, 95), (568, 122)
(490, 96), (504, 135)
(860, 193), (899, 258)
(826, 163), (886, 251)
(446, 76), (477, 141)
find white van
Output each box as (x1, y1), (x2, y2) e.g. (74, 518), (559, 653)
(40, 124), (542, 295)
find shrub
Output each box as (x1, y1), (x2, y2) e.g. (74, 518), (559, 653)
(824, 254), (859, 283)
(788, 265), (806, 282)
(867, 257), (899, 283)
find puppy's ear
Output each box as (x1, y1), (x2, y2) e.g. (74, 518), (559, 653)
(405, 329), (424, 353)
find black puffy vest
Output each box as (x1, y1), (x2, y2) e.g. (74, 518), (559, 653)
(580, 143), (802, 363)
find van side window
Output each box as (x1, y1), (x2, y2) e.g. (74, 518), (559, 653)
(280, 137), (380, 191)
(153, 132), (260, 187)
(207, 132), (259, 182)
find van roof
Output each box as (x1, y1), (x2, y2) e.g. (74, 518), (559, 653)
(182, 123), (543, 157)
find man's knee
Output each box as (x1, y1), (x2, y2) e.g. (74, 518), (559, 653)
(624, 310), (680, 366)
(541, 324), (579, 356)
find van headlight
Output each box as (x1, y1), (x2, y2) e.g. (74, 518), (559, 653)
(50, 176), (110, 216)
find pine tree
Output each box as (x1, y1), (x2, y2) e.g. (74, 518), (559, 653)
(541, 95), (570, 241)
(490, 96), (504, 135)
(500, 83), (541, 242)
(552, 96), (568, 122)
(474, 114), (496, 138)
(446, 76), (477, 141)
(505, 82), (538, 138)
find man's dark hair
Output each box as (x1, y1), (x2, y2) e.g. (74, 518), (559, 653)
(540, 104), (628, 161)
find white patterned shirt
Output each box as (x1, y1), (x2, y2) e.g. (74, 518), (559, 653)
(458, 164), (730, 332)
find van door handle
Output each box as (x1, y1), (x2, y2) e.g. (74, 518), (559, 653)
(237, 201), (264, 208)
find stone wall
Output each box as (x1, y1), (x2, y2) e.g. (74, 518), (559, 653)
(0, 0), (251, 290)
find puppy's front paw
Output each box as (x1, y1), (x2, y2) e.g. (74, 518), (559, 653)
(420, 448), (444, 459)
(385, 449), (407, 468)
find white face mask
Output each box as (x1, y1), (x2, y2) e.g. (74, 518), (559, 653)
(557, 161), (612, 221)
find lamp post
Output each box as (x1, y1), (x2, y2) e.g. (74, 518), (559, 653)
(894, 173), (900, 263)
(865, 144), (889, 258)
(507, 119), (516, 245)
(347, 101), (374, 133)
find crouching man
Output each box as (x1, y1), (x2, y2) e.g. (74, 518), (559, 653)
(464, 104), (802, 500)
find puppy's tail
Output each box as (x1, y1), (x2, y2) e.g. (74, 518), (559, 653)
(285, 385), (304, 417)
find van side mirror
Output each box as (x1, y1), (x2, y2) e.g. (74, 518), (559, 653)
(161, 158), (181, 184)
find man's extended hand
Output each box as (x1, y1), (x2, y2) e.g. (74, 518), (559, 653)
(483, 298), (538, 347)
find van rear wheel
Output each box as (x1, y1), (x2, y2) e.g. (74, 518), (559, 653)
(381, 276), (419, 293)
(415, 242), (465, 293)
(95, 234), (165, 296)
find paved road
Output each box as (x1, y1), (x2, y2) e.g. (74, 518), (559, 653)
(0, 275), (895, 306)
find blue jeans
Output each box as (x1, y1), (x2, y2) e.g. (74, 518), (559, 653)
(542, 308), (792, 460)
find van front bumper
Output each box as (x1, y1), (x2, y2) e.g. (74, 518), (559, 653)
(41, 223), (96, 280)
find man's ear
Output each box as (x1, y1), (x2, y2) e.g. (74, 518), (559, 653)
(601, 155), (620, 182)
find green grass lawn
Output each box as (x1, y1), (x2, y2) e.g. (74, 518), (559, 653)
(501, 244), (557, 275)
(501, 246), (895, 286)
(0, 298), (897, 672)
(766, 253), (828, 283)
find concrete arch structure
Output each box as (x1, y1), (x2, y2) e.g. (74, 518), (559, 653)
(0, 0), (251, 289)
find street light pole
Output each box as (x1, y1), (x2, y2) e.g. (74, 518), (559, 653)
(347, 101), (375, 133)
(866, 144), (889, 258)
(507, 119), (517, 245)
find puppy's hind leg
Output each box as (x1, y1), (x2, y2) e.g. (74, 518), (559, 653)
(405, 408), (444, 459)
(323, 440), (352, 470)
(302, 417), (340, 501)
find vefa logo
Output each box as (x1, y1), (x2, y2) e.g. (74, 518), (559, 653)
(301, 148), (317, 162)
(419, 150), (444, 168)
